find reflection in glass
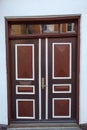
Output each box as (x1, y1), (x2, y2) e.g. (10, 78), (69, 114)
(10, 22), (76, 35)
(60, 23), (75, 33)
(11, 24), (40, 35)
(42, 24), (59, 33)
(11, 24), (59, 35)
(66, 23), (75, 32)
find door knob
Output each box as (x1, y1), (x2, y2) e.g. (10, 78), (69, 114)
(42, 77), (45, 89)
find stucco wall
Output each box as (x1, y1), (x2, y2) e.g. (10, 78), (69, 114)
(0, 0), (87, 125)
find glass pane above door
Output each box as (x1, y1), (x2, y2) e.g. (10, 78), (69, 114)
(10, 22), (76, 35)
(11, 24), (41, 35)
(60, 23), (76, 33)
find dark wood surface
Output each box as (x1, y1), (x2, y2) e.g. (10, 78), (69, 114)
(5, 16), (80, 124)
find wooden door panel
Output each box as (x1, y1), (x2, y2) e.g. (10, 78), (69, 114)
(16, 44), (34, 80)
(10, 39), (39, 121)
(53, 84), (71, 93)
(16, 85), (35, 94)
(53, 43), (71, 78)
(48, 37), (77, 120)
(52, 98), (71, 118)
(16, 99), (35, 119)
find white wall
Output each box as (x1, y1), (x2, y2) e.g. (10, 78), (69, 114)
(0, 0), (87, 125)
(80, 14), (87, 124)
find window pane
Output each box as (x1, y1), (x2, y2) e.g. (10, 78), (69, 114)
(10, 24), (59, 35)
(60, 23), (76, 33)
(11, 24), (41, 35)
(10, 22), (76, 35)
(42, 24), (59, 33)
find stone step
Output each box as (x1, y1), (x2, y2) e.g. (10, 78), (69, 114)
(7, 127), (82, 130)
(7, 123), (82, 130)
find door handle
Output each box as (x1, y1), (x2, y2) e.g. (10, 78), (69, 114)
(42, 77), (45, 89)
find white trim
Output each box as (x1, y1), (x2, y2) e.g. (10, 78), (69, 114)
(16, 85), (35, 95)
(52, 98), (71, 118)
(15, 44), (35, 80)
(39, 38), (41, 120)
(52, 84), (72, 93)
(70, 43), (72, 79)
(15, 44), (18, 80)
(16, 99), (35, 119)
(45, 38), (48, 120)
(52, 42), (72, 79)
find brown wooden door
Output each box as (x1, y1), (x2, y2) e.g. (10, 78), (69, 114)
(47, 37), (76, 121)
(10, 37), (77, 122)
(10, 39), (39, 121)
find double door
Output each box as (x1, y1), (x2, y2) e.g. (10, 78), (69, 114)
(10, 37), (77, 122)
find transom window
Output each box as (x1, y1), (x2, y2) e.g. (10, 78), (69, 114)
(10, 22), (76, 35)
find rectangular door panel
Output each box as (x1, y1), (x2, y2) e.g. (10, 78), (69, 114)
(16, 85), (35, 95)
(16, 99), (35, 119)
(15, 44), (34, 80)
(52, 43), (72, 79)
(52, 98), (71, 118)
(52, 84), (71, 93)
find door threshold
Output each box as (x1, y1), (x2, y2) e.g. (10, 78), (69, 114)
(8, 122), (79, 128)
